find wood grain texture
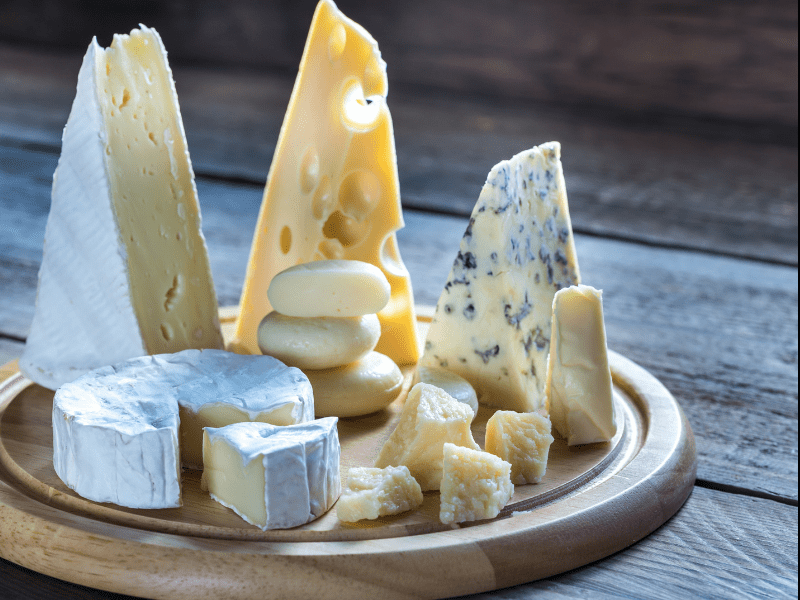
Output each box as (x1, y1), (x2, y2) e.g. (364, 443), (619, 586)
(0, 44), (796, 264)
(0, 0), (796, 127)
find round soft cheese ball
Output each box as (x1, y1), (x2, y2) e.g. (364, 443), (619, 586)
(258, 311), (381, 370)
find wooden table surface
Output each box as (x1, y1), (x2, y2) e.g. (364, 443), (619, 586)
(0, 40), (797, 599)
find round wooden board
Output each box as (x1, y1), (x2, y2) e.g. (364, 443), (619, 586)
(0, 309), (695, 599)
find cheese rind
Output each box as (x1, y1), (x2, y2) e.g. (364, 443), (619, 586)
(420, 143), (580, 412)
(546, 285), (617, 445)
(20, 26), (223, 390)
(375, 383), (479, 491)
(258, 311), (380, 370)
(304, 351), (402, 417)
(201, 418), (341, 530)
(231, 0), (419, 364)
(267, 260), (390, 317)
(52, 349), (314, 507)
(336, 465), (423, 522)
(485, 410), (554, 484)
(439, 443), (514, 525)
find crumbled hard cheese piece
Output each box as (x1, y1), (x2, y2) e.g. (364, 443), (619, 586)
(375, 383), (479, 491)
(337, 466), (423, 522)
(485, 410), (554, 484)
(439, 443), (514, 524)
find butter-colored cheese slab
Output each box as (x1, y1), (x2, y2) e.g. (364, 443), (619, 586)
(546, 285), (617, 445)
(304, 351), (402, 417)
(268, 259), (390, 317)
(231, 0), (419, 364)
(485, 410), (554, 484)
(336, 465), (423, 522)
(420, 143), (580, 412)
(439, 443), (514, 525)
(20, 26), (223, 390)
(375, 382), (479, 491)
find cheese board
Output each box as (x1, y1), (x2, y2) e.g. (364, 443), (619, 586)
(0, 307), (695, 599)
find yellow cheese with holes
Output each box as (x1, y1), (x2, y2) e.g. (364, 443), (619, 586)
(231, 0), (419, 364)
(485, 410), (554, 484)
(375, 383), (479, 491)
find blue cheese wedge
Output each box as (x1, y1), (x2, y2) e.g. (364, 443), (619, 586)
(201, 418), (341, 530)
(52, 349), (313, 508)
(420, 143), (580, 412)
(20, 26), (223, 391)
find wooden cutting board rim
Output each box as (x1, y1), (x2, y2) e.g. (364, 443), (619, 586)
(0, 308), (696, 599)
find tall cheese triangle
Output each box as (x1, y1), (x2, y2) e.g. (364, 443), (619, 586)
(420, 143), (581, 413)
(230, 0), (419, 364)
(20, 26), (223, 390)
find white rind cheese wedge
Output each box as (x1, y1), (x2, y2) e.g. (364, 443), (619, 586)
(336, 465), (423, 522)
(201, 418), (341, 530)
(52, 349), (313, 508)
(420, 142), (580, 412)
(546, 285), (617, 445)
(231, 0), (419, 365)
(20, 26), (223, 390)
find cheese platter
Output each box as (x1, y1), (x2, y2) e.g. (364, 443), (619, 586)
(0, 308), (695, 599)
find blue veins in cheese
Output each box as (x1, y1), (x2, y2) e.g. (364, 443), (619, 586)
(420, 142), (580, 413)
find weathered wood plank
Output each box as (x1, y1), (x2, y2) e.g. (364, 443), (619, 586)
(0, 0), (796, 128)
(0, 486), (795, 599)
(1, 157), (796, 500)
(0, 47), (796, 264)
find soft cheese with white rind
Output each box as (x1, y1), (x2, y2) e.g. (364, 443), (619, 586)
(413, 366), (479, 415)
(304, 351), (402, 417)
(485, 410), (554, 484)
(52, 349), (313, 507)
(546, 284), (617, 445)
(21, 26), (223, 390)
(258, 311), (380, 370)
(420, 143), (580, 412)
(375, 383), (479, 491)
(267, 260), (390, 318)
(439, 443), (514, 524)
(336, 465), (423, 522)
(201, 418), (340, 530)
(231, 0), (419, 364)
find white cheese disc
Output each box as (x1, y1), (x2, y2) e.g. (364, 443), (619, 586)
(52, 349), (314, 508)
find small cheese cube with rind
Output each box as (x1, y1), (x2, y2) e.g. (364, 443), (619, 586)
(336, 466), (423, 522)
(546, 285), (617, 445)
(304, 351), (403, 417)
(485, 410), (554, 484)
(258, 311), (380, 370)
(268, 260), (391, 318)
(414, 366), (478, 415)
(375, 383), (479, 491)
(439, 443), (514, 525)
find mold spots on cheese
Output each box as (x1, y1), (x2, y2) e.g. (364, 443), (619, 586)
(280, 226), (292, 255)
(339, 169), (380, 220)
(312, 176), (333, 220)
(164, 274), (183, 312)
(299, 147), (320, 194)
(328, 22), (347, 62)
(475, 345), (500, 364)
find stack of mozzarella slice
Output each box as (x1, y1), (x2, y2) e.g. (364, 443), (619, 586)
(257, 260), (404, 417)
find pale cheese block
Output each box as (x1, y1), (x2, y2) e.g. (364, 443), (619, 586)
(52, 350), (313, 508)
(420, 142), (580, 412)
(201, 418), (340, 530)
(20, 26), (223, 391)
(267, 260), (390, 317)
(304, 351), (402, 417)
(336, 465), (423, 522)
(485, 410), (554, 484)
(231, 0), (419, 364)
(546, 285), (617, 445)
(439, 443), (514, 525)
(258, 311), (380, 370)
(413, 366), (479, 415)
(375, 383), (479, 491)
